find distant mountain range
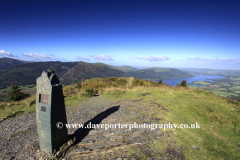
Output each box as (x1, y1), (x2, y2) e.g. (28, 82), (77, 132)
(0, 58), (193, 88)
(0, 59), (78, 88)
(0, 58), (26, 70)
(176, 67), (240, 76)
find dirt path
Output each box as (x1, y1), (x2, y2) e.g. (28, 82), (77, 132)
(0, 96), (185, 159)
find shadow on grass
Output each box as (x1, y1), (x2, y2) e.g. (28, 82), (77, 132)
(7, 111), (24, 119)
(68, 105), (120, 143)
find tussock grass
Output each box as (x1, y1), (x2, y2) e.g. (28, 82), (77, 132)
(102, 85), (240, 159)
(1, 77), (240, 159)
(63, 77), (161, 98)
(0, 77), (159, 119)
(0, 96), (36, 119)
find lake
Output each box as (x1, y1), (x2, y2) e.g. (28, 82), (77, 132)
(160, 75), (224, 87)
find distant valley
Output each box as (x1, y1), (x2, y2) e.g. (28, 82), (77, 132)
(0, 58), (193, 88)
(1, 58), (240, 101)
(60, 62), (193, 85)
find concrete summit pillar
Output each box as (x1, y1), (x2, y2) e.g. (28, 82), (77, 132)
(36, 70), (68, 153)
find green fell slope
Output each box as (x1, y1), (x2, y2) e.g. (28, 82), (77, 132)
(0, 58), (26, 70)
(0, 61), (78, 88)
(61, 77), (240, 159)
(59, 62), (124, 84)
(0, 77), (239, 159)
(125, 68), (193, 80)
(60, 61), (193, 85)
(178, 68), (240, 77)
(109, 65), (139, 72)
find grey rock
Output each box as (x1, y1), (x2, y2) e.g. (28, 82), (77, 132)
(177, 146), (181, 151)
(191, 145), (198, 149)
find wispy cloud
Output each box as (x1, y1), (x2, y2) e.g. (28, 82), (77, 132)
(131, 55), (170, 61)
(187, 57), (201, 60)
(91, 54), (115, 61)
(77, 56), (91, 61)
(22, 53), (62, 61)
(0, 50), (18, 58)
(186, 57), (240, 65)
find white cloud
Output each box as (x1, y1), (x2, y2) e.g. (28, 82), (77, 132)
(91, 54), (115, 61)
(187, 57), (202, 60)
(131, 55), (170, 61)
(183, 57), (240, 69)
(0, 50), (18, 58)
(77, 56), (91, 61)
(186, 57), (240, 64)
(22, 53), (61, 61)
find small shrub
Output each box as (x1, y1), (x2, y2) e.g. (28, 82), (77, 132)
(85, 88), (95, 96)
(77, 81), (82, 88)
(0, 104), (5, 109)
(8, 84), (30, 101)
(179, 79), (187, 87)
(149, 80), (157, 85)
(132, 78), (139, 85)
(158, 79), (163, 85)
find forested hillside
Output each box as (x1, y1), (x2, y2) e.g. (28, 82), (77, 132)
(0, 58), (26, 70)
(0, 61), (78, 88)
(60, 61), (193, 85)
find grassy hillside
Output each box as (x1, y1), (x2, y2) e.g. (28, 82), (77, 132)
(109, 65), (139, 72)
(102, 86), (240, 159)
(0, 61), (78, 88)
(60, 61), (193, 85)
(0, 85), (36, 100)
(0, 77), (239, 159)
(188, 77), (240, 100)
(0, 58), (193, 88)
(0, 58), (26, 70)
(60, 62), (124, 84)
(179, 68), (240, 100)
(124, 68), (193, 80)
(178, 68), (240, 77)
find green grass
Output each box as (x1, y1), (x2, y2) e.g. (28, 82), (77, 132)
(213, 88), (228, 91)
(64, 93), (90, 106)
(102, 86), (240, 159)
(229, 86), (240, 91)
(9, 128), (31, 139)
(1, 77), (240, 159)
(187, 85), (199, 89)
(233, 91), (240, 94)
(0, 96), (36, 119)
(0, 85), (36, 99)
(230, 82), (240, 85)
(211, 90), (238, 97)
(0, 87), (11, 94)
(230, 77), (240, 81)
(193, 81), (212, 85)
(221, 83), (231, 87)
(19, 84), (36, 90)
(187, 78), (240, 99)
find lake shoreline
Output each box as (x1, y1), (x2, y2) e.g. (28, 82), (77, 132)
(159, 75), (224, 87)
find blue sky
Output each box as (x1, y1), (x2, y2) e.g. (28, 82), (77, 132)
(0, 0), (240, 69)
